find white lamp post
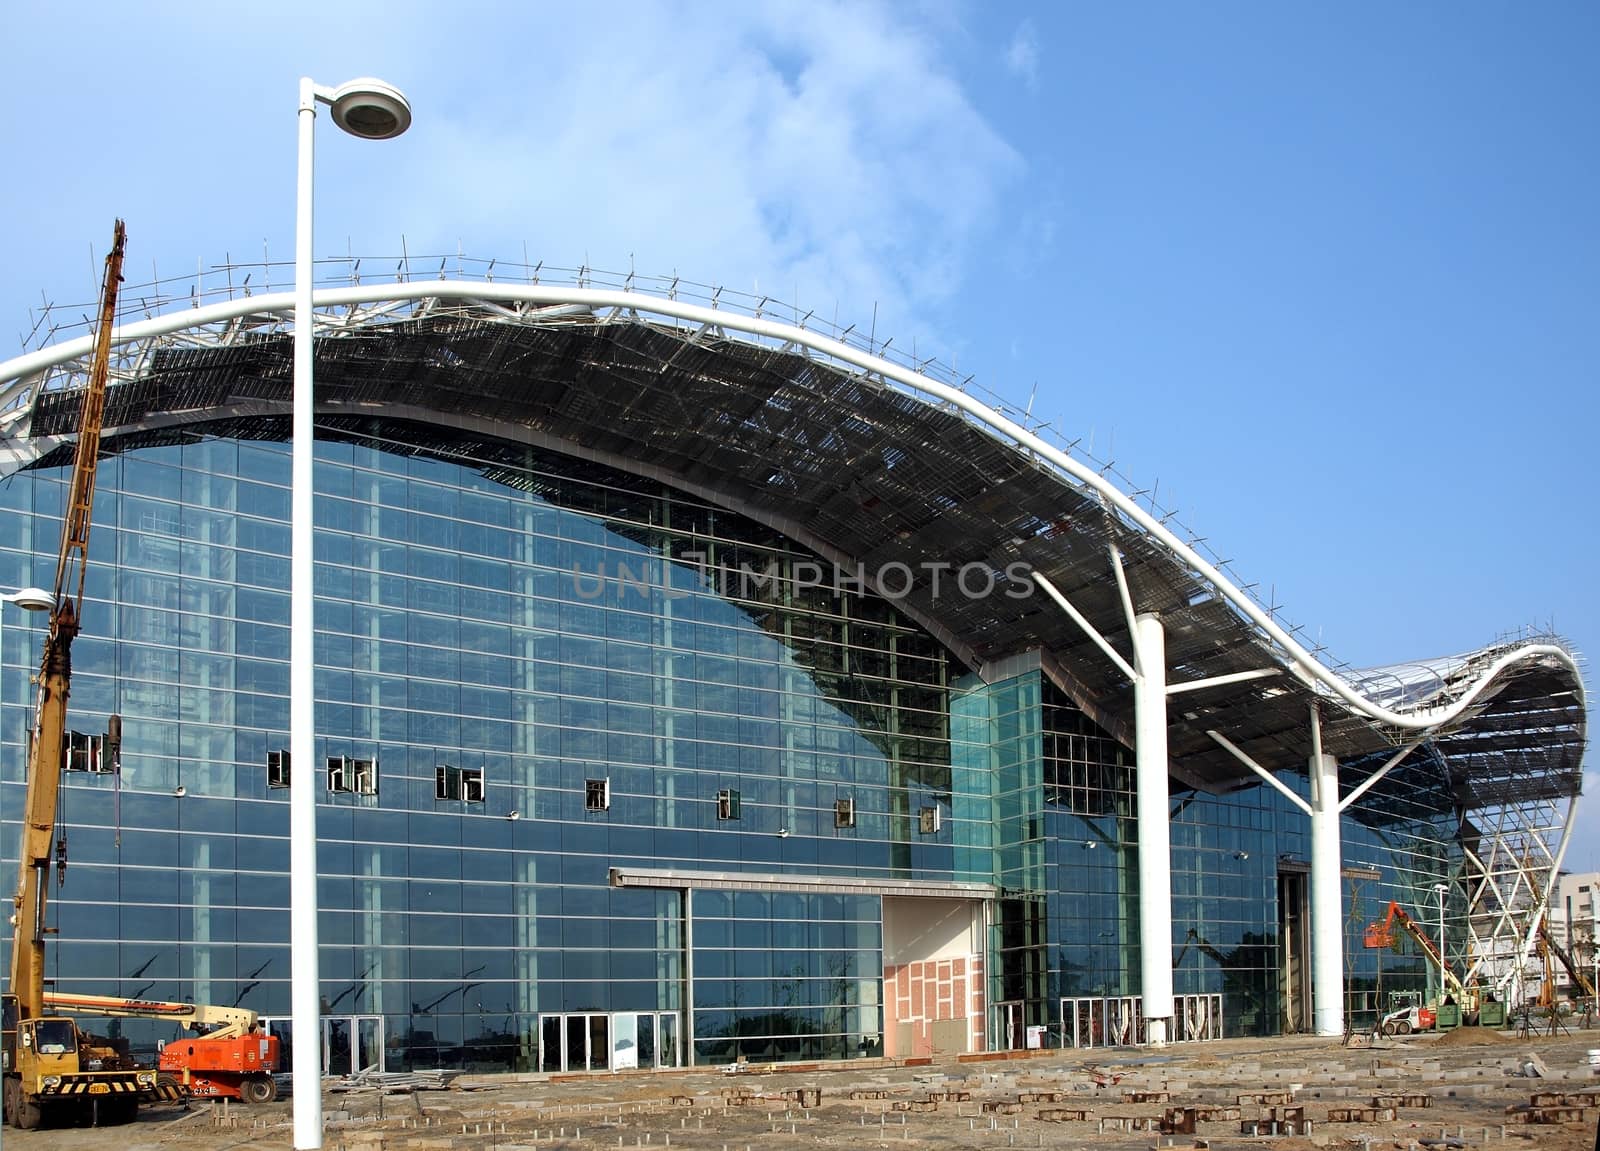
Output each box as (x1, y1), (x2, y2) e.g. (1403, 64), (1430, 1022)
(1433, 882), (1449, 1001)
(0, 587), (53, 613)
(0, 586), (54, 672)
(0, 587), (51, 798)
(292, 75), (411, 1151)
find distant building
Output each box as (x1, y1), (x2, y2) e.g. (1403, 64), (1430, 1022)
(1547, 871), (1600, 997)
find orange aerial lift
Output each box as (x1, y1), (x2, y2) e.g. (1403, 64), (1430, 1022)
(41, 993), (278, 1103)
(1363, 900), (1477, 1034)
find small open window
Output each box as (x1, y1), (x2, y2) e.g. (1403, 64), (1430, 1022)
(585, 778), (611, 812)
(353, 758), (378, 796)
(268, 750), (290, 789)
(717, 788), (742, 821)
(918, 805), (941, 835)
(436, 764), (485, 803)
(88, 734), (116, 774)
(327, 756), (351, 794)
(834, 797), (856, 828)
(64, 730), (93, 772)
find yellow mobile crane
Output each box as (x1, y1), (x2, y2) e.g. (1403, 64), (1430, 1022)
(1, 221), (175, 1130)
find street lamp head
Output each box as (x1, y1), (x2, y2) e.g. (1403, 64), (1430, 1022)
(1434, 882), (1450, 894)
(328, 77), (412, 140)
(0, 586), (53, 612)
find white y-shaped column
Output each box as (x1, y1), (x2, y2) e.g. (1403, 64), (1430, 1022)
(1209, 711), (1424, 1035)
(1307, 708), (1343, 1037)
(1035, 555), (1281, 1047)
(1132, 612), (1174, 1046)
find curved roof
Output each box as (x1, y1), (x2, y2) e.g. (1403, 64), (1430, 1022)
(0, 271), (1585, 805)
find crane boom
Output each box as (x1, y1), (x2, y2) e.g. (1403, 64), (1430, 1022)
(3, 225), (281, 1126)
(9, 218), (125, 1022)
(0, 222), (183, 1131)
(1537, 920), (1597, 1000)
(40, 993), (262, 1042)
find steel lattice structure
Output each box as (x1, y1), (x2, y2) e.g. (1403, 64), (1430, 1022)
(1, 258), (1586, 1003)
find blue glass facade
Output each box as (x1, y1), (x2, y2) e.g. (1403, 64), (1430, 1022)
(0, 420), (1456, 1069)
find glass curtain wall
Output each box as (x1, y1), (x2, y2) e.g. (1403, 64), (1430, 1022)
(0, 416), (1462, 1062)
(689, 889), (882, 1064)
(0, 420), (960, 1068)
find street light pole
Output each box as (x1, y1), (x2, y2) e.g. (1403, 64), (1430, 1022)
(1433, 882), (1449, 1001)
(291, 75), (411, 1151)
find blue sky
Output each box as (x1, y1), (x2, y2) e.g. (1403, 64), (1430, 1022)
(3, 2), (1595, 862)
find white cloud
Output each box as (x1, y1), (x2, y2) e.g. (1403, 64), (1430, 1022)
(0, 2), (1022, 372)
(386, 1), (1022, 349)
(1004, 19), (1041, 89)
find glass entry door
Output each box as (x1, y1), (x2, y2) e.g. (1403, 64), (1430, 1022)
(635, 1012), (681, 1069)
(355, 1016), (384, 1073)
(540, 1016), (563, 1072)
(327, 1018), (353, 1076)
(323, 1015), (384, 1075)
(260, 1015), (385, 1076)
(537, 1013), (612, 1072)
(993, 1001), (1024, 1050)
(656, 1012), (679, 1068)
(537, 1012), (679, 1071)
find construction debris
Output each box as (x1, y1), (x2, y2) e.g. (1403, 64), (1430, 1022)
(330, 1070), (464, 1094)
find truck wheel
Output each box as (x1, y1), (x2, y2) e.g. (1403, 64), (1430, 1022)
(240, 1076), (278, 1105)
(16, 1093), (43, 1131)
(1380, 1021), (1396, 1037)
(1395, 1019), (1413, 1035)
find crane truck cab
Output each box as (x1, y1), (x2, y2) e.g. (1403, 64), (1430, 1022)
(3, 993), (162, 1129)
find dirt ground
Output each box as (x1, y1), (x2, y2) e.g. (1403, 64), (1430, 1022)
(9, 1023), (1600, 1151)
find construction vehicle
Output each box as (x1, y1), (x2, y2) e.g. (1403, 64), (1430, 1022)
(40, 993), (279, 1103)
(1363, 900), (1478, 1034)
(0, 219), (171, 1131)
(1, 226), (282, 1131)
(1374, 999), (1436, 1036)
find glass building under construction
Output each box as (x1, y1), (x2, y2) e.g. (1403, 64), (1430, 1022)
(0, 268), (1585, 1073)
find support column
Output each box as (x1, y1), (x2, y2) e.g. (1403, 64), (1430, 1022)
(289, 75), (324, 1151)
(1133, 613), (1174, 1046)
(683, 887), (694, 1067)
(1308, 745), (1344, 1036)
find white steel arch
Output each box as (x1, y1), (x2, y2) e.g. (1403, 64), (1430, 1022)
(0, 278), (1583, 735)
